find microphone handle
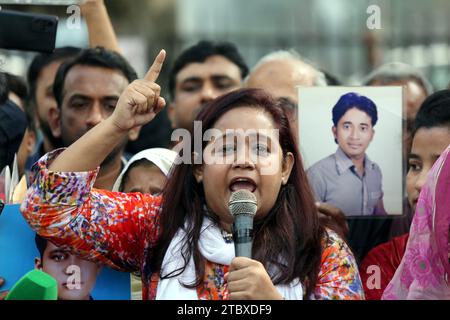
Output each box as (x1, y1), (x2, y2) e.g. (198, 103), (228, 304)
(232, 214), (254, 258)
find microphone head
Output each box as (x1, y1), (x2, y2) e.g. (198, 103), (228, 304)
(5, 269), (57, 300)
(228, 189), (257, 216)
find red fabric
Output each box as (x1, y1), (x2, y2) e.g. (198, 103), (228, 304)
(359, 233), (409, 300)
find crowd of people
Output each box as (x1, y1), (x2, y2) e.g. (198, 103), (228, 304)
(0, 0), (449, 300)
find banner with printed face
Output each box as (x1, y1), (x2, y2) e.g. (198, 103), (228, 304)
(298, 86), (404, 217)
(0, 204), (131, 300)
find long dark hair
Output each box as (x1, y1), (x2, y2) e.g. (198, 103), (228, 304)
(149, 88), (325, 298)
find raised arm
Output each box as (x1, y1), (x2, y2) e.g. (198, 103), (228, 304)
(21, 50), (167, 272)
(82, 0), (122, 53)
(49, 49), (166, 172)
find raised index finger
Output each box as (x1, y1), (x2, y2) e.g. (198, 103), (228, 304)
(144, 49), (166, 82)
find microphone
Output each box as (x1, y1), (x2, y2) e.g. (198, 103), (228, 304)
(228, 190), (257, 258)
(5, 269), (58, 300)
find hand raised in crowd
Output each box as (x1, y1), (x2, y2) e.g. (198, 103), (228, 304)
(80, 0), (109, 15)
(81, 0), (123, 53)
(225, 257), (284, 300)
(80, 0), (103, 9)
(47, 49), (166, 173)
(109, 50), (166, 133)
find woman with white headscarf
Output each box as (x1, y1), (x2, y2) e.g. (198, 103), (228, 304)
(113, 148), (177, 194)
(112, 148), (177, 300)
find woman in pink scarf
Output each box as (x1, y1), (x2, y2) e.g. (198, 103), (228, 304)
(382, 144), (450, 299)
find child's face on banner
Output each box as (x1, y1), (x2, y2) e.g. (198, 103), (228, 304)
(35, 241), (100, 300)
(333, 107), (374, 159)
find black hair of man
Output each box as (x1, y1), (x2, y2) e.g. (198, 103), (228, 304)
(27, 47), (82, 105)
(5, 73), (28, 101)
(53, 47), (138, 108)
(168, 40), (248, 99)
(332, 92), (378, 127)
(413, 89), (450, 135)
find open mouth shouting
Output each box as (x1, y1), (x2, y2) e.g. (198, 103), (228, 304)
(229, 177), (257, 193)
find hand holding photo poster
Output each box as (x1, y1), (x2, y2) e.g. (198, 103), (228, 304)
(298, 86), (403, 217)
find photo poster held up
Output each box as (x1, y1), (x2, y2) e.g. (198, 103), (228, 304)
(0, 204), (131, 300)
(297, 86), (404, 217)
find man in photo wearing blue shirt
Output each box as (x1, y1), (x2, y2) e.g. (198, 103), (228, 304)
(307, 92), (386, 216)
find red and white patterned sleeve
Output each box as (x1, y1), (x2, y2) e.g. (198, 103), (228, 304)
(20, 148), (161, 273)
(314, 230), (365, 300)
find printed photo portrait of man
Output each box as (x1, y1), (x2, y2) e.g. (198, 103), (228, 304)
(306, 92), (386, 216)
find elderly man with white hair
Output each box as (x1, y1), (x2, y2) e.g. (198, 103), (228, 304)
(245, 50), (328, 108)
(362, 62), (433, 123)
